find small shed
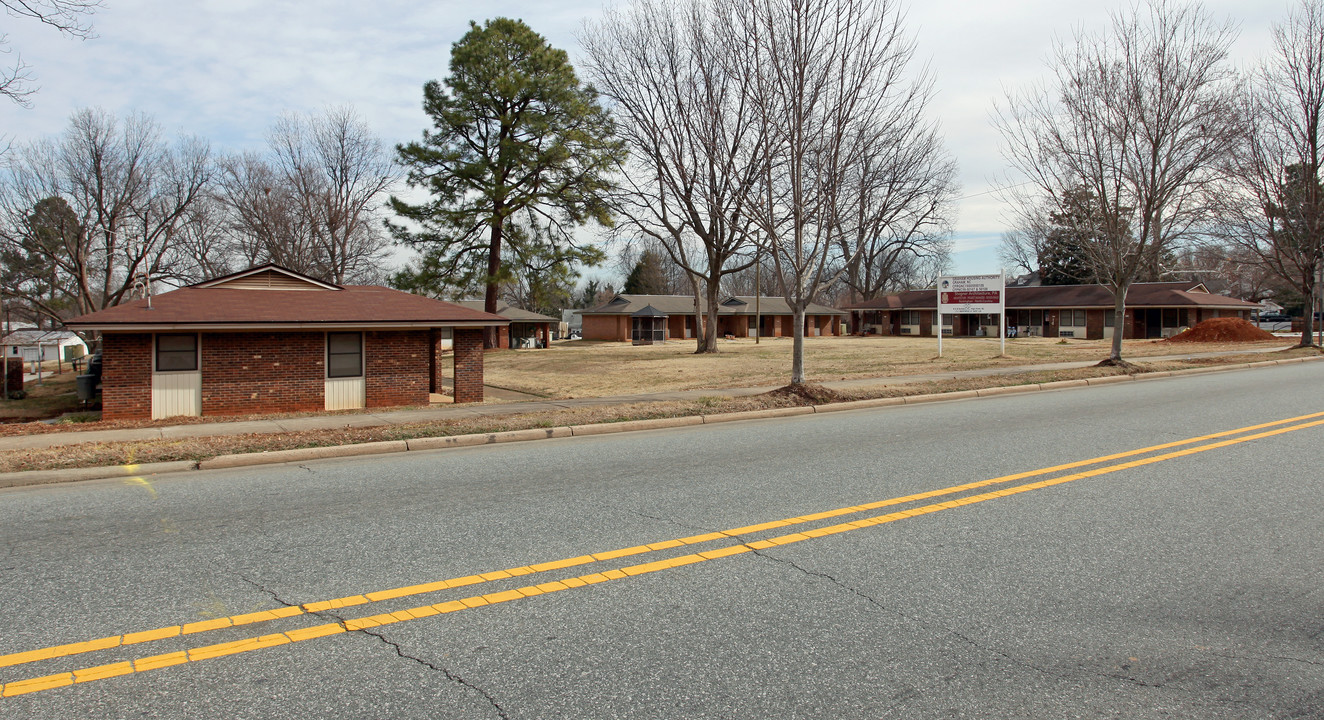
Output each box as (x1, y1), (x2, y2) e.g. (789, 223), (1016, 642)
(631, 305), (669, 345)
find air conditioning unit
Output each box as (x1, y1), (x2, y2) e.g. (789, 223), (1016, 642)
(1059, 330), (1075, 338)
(941, 328), (953, 335)
(900, 326), (914, 334)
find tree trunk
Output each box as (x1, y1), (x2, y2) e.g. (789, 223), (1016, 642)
(790, 306), (806, 384)
(1109, 286), (1127, 362)
(688, 274), (707, 353)
(699, 276), (722, 354)
(484, 218), (504, 350)
(1300, 277), (1316, 348)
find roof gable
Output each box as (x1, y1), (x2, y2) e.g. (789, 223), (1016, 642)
(193, 264), (341, 291)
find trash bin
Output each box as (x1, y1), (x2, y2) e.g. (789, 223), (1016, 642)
(76, 374), (97, 402)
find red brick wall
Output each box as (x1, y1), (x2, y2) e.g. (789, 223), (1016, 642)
(102, 333), (152, 420)
(365, 330), (429, 407)
(583, 314), (628, 341)
(453, 329), (484, 403)
(200, 332), (324, 416)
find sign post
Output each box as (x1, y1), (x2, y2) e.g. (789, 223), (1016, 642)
(936, 273), (1006, 357)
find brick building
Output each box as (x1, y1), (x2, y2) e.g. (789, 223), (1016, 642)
(457, 301), (557, 349)
(846, 282), (1259, 340)
(64, 265), (507, 421)
(576, 294), (847, 342)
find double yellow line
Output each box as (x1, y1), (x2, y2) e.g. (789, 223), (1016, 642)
(3, 410), (1323, 698)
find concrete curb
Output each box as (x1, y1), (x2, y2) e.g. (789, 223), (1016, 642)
(199, 440), (408, 471)
(4, 353), (1321, 488)
(0, 460), (198, 489)
(406, 427), (572, 452)
(569, 416), (705, 436)
(701, 406), (816, 423)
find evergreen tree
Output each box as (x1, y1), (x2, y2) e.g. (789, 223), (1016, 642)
(390, 18), (625, 347)
(622, 249), (669, 295)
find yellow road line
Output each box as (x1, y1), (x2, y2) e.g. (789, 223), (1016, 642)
(5, 414), (1320, 698)
(3, 409), (1321, 676)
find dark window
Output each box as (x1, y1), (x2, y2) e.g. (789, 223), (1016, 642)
(1163, 309), (1179, 328)
(327, 332), (362, 378)
(155, 334), (198, 372)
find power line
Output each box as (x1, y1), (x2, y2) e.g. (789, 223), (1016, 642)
(955, 181), (1036, 202)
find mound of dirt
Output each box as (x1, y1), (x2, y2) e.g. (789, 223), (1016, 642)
(764, 382), (847, 404)
(1162, 317), (1278, 343)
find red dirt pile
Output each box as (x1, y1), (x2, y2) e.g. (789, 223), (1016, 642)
(1162, 317), (1277, 343)
(765, 383), (847, 404)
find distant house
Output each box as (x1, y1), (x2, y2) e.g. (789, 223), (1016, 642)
(576, 294), (847, 342)
(846, 282), (1259, 340)
(64, 265), (507, 421)
(3, 329), (88, 364)
(457, 302), (557, 349)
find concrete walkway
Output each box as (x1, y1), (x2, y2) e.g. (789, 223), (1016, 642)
(0, 346), (1296, 453)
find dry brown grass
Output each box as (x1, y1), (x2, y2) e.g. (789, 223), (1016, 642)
(483, 335), (1291, 398)
(4, 349), (1311, 475)
(0, 372), (83, 421)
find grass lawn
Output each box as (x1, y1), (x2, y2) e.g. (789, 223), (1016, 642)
(0, 371), (85, 422)
(482, 335), (1292, 399)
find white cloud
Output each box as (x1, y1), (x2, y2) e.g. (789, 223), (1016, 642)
(0, 0), (1291, 276)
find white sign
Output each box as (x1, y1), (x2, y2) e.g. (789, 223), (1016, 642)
(936, 273), (1006, 357)
(937, 274), (1004, 315)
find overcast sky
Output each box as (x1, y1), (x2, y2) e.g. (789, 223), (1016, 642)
(1, 0), (1289, 280)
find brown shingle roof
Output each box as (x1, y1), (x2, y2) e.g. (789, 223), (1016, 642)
(578, 294), (846, 317)
(65, 285), (507, 330)
(845, 283), (1258, 311)
(455, 301), (558, 323)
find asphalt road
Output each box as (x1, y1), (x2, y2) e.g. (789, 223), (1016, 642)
(1, 363), (1322, 718)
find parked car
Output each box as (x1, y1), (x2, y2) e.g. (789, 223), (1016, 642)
(1258, 312), (1290, 322)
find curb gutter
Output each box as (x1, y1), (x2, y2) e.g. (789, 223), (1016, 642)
(3, 356), (1318, 489)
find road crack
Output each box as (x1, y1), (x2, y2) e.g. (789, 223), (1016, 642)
(743, 545), (1054, 677)
(303, 602), (509, 720)
(235, 572), (302, 608)
(356, 626), (510, 720)
(625, 508), (721, 536)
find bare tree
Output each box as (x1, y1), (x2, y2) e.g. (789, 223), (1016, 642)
(1212, 0), (1324, 346)
(214, 108), (398, 284)
(269, 108), (398, 284)
(838, 144), (958, 303)
(739, 0), (942, 384)
(582, 0), (766, 353)
(998, 228), (1042, 277)
(215, 152), (312, 274)
(995, 0), (1240, 363)
(1, 0), (100, 106)
(0, 108), (211, 324)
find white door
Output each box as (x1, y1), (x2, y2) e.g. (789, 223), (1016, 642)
(152, 372), (202, 419)
(325, 376), (365, 410)
(152, 333), (201, 419)
(325, 332), (365, 410)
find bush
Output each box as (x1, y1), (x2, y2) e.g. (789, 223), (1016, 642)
(7, 390), (27, 400)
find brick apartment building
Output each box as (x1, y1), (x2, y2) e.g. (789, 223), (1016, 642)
(846, 282), (1259, 340)
(457, 301), (558, 349)
(576, 294), (847, 342)
(65, 265), (507, 421)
